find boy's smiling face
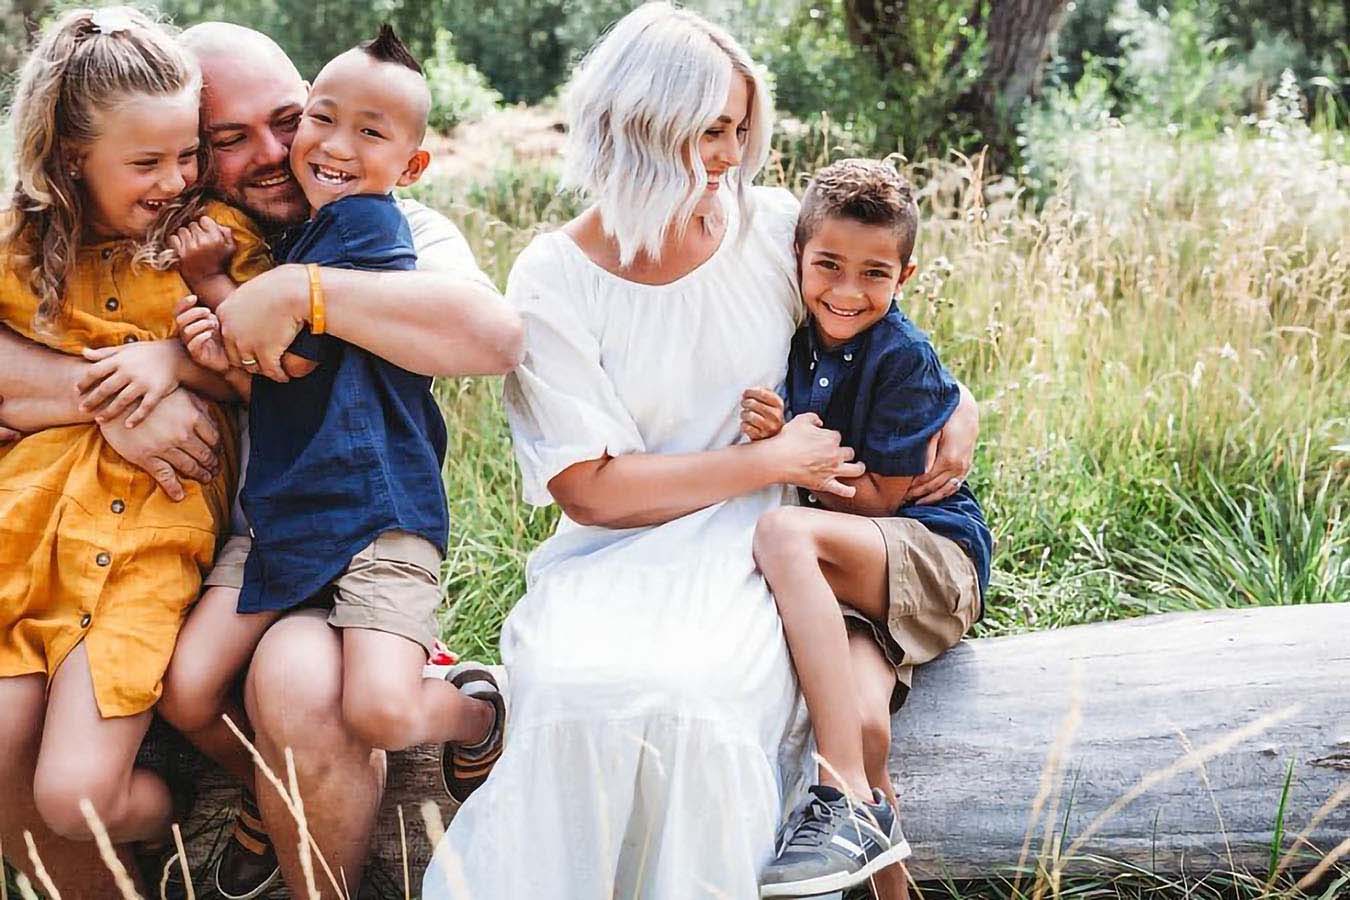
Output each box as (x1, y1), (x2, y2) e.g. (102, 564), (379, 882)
(289, 49), (430, 210)
(798, 215), (916, 348)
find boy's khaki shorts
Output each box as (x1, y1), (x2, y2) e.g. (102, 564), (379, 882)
(201, 529), (443, 653)
(842, 517), (982, 712)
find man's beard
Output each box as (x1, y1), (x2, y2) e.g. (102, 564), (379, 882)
(219, 166), (308, 236)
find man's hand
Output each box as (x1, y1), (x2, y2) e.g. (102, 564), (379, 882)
(98, 388), (222, 502)
(217, 264), (308, 383)
(908, 388), (979, 505)
(740, 387), (785, 441)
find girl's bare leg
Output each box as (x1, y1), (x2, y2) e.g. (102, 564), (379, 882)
(849, 629), (911, 900)
(159, 585), (280, 781)
(31, 644), (168, 843)
(0, 673), (140, 896)
(752, 505), (891, 799)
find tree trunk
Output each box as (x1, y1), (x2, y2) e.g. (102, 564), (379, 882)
(975, 0), (1071, 121)
(123, 604), (1349, 898)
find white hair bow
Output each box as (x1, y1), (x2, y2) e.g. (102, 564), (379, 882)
(90, 8), (135, 35)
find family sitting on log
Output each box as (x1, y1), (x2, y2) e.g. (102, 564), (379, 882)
(4, 4), (1341, 900)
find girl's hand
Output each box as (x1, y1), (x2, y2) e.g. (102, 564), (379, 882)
(740, 387), (785, 441)
(168, 216), (237, 288)
(175, 297), (231, 375)
(762, 412), (865, 498)
(76, 340), (185, 428)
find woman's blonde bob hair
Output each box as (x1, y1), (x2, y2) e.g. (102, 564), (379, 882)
(560, 2), (774, 266)
(2, 6), (207, 331)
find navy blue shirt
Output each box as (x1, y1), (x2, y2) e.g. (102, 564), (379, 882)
(786, 302), (993, 602)
(239, 194), (448, 613)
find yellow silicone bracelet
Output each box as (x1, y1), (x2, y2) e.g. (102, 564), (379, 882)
(307, 263), (326, 335)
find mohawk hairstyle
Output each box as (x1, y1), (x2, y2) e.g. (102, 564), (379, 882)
(796, 158), (920, 264)
(360, 23), (422, 75)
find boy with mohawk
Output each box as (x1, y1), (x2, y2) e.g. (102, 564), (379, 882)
(174, 23), (506, 843)
(744, 159), (993, 898)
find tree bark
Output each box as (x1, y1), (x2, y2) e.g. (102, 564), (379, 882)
(130, 605), (1349, 897)
(976, 0), (1072, 120)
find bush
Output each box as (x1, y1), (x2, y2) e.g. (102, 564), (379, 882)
(423, 29), (501, 133)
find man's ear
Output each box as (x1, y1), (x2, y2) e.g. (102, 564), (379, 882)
(397, 149), (431, 187)
(896, 261), (917, 287)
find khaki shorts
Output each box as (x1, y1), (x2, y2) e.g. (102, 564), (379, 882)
(200, 530), (443, 653)
(843, 517), (982, 712)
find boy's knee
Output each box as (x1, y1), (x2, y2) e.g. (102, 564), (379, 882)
(860, 709), (893, 771)
(342, 686), (419, 751)
(158, 665), (226, 734)
(753, 506), (815, 571)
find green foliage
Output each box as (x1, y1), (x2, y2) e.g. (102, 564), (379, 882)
(745, 0), (988, 157)
(423, 29), (501, 132)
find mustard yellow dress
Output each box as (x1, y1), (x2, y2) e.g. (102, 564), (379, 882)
(0, 202), (270, 717)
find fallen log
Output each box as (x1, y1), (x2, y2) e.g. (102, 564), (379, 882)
(138, 604), (1347, 897)
(891, 603), (1350, 881)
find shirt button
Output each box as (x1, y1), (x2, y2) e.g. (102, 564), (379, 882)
(80, 613), (92, 628)
(844, 353), (853, 362)
(819, 377), (830, 388)
(105, 297), (119, 312)
(110, 499), (125, 514)
(807, 493), (818, 504)
(95, 552), (111, 567)
(122, 334), (138, 344)
(100, 249), (112, 260)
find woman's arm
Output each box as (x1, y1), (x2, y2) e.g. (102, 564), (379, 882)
(548, 414), (865, 529)
(906, 380), (979, 504)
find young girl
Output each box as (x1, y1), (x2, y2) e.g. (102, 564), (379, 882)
(0, 7), (268, 892)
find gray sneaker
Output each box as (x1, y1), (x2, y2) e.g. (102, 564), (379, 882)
(760, 784), (911, 897)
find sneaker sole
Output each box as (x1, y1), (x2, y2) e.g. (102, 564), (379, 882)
(759, 838), (913, 897)
(214, 858), (281, 900)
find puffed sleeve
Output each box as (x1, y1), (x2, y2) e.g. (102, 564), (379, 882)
(860, 342), (960, 477)
(501, 238), (646, 507)
(202, 202), (275, 283)
(748, 186), (804, 324)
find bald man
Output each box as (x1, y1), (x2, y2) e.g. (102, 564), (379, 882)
(0, 22), (521, 899)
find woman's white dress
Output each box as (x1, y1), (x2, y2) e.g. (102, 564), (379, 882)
(424, 187), (812, 899)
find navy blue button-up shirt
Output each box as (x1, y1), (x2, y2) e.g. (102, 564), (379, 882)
(239, 194), (448, 613)
(786, 302), (993, 602)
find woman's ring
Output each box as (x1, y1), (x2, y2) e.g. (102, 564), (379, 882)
(241, 358), (259, 367)
(948, 476), (963, 488)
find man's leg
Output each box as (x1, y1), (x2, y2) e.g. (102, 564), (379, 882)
(753, 506), (890, 799)
(849, 630), (911, 900)
(159, 585), (280, 781)
(243, 610), (384, 897)
(0, 673), (138, 897)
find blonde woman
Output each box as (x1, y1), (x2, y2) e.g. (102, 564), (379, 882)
(425, 5), (977, 896)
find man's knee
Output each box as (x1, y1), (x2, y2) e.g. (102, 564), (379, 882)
(753, 506), (817, 574)
(245, 613), (347, 752)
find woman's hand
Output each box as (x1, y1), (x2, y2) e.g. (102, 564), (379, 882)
(762, 413), (865, 498)
(907, 385), (979, 504)
(76, 339), (187, 427)
(740, 387), (784, 441)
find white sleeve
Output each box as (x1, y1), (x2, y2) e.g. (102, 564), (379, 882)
(749, 186), (804, 323)
(501, 238), (646, 507)
(398, 197), (498, 290)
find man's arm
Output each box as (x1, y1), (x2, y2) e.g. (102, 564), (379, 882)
(216, 265), (524, 382)
(0, 325), (94, 432)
